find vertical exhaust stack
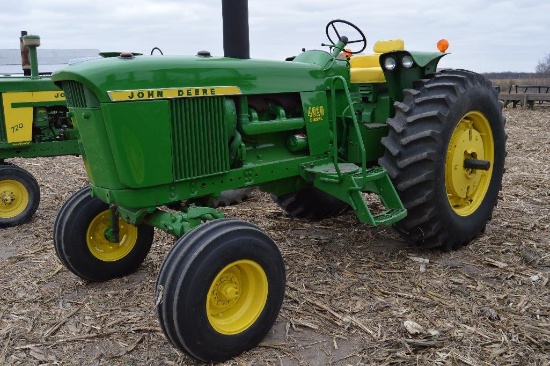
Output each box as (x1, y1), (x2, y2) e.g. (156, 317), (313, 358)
(222, 0), (250, 59)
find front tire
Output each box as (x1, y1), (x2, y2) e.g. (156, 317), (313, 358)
(0, 164), (40, 228)
(53, 187), (154, 281)
(379, 70), (506, 250)
(156, 218), (285, 362)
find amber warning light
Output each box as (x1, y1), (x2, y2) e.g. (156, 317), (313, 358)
(437, 39), (449, 53)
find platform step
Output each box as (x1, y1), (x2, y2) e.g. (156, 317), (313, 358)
(373, 208), (407, 225)
(305, 163), (359, 176)
(306, 164), (388, 183)
(307, 163), (407, 226)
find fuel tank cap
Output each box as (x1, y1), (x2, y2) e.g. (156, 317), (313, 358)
(119, 52), (135, 59)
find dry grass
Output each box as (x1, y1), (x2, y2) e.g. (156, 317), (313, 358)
(1, 107), (549, 365)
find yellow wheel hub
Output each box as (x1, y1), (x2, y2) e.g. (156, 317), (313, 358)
(86, 210), (139, 261)
(207, 259), (268, 335)
(445, 111), (494, 216)
(0, 179), (29, 219)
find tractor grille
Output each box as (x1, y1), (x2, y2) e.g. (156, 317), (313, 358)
(62, 81), (87, 108)
(170, 97), (230, 180)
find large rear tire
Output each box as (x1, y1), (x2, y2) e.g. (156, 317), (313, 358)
(379, 70), (506, 250)
(271, 186), (348, 219)
(156, 218), (285, 362)
(0, 164), (40, 228)
(53, 187), (154, 281)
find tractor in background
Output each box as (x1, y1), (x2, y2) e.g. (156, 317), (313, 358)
(0, 34), (78, 227)
(51, 0), (506, 362)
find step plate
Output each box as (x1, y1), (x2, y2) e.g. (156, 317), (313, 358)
(373, 208), (407, 225)
(305, 163), (360, 175)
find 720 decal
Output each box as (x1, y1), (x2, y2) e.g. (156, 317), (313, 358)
(11, 122), (24, 133)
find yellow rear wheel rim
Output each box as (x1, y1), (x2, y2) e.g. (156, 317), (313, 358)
(0, 179), (29, 219)
(86, 210), (139, 261)
(445, 111), (494, 216)
(207, 259), (268, 335)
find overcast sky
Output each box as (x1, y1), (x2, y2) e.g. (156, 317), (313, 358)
(0, 0), (548, 73)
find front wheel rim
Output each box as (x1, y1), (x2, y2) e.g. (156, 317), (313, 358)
(0, 179), (29, 219)
(207, 259), (268, 335)
(86, 210), (139, 261)
(445, 111), (494, 216)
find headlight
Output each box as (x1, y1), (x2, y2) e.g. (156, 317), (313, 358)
(384, 57), (397, 71)
(402, 55), (414, 68)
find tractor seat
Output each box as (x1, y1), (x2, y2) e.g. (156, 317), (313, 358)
(350, 39), (404, 83)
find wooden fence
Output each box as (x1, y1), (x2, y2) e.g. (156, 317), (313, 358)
(498, 85), (550, 108)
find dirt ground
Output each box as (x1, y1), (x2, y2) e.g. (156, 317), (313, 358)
(1, 106), (549, 365)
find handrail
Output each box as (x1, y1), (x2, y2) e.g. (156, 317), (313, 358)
(329, 78), (343, 180)
(329, 75), (367, 188)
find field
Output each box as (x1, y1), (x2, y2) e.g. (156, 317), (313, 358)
(1, 107), (549, 365)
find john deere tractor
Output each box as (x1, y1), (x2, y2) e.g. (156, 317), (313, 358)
(0, 34), (79, 227)
(51, 0), (506, 362)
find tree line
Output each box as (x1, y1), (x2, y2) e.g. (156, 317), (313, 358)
(481, 53), (550, 79)
(536, 53), (550, 76)
(482, 72), (544, 79)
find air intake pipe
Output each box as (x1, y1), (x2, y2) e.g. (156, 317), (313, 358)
(222, 0), (250, 59)
(20, 31), (31, 76)
(22, 34), (41, 79)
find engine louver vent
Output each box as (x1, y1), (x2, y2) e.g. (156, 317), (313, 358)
(62, 81), (87, 108)
(170, 97), (230, 180)
(358, 84), (373, 95)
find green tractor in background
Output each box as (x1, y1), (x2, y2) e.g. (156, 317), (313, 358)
(0, 34), (79, 227)
(51, 0), (506, 362)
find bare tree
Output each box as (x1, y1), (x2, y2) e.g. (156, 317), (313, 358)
(536, 53), (550, 76)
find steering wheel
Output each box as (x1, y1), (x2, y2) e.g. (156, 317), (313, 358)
(325, 19), (367, 54)
(150, 47), (164, 55)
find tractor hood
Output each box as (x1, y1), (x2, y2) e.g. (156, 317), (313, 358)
(52, 55), (327, 103)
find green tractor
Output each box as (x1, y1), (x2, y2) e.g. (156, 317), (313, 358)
(0, 34), (80, 227)
(51, 0), (506, 362)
